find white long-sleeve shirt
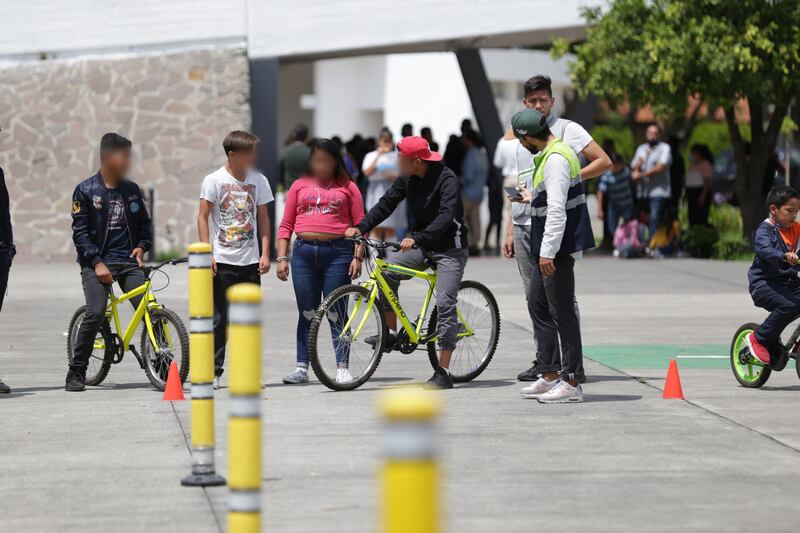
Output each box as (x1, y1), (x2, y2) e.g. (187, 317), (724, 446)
(539, 154), (572, 259)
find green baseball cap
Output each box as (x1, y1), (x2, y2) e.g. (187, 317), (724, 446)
(511, 108), (547, 138)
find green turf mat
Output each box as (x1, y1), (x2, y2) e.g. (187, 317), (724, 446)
(584, 344), (797, 370)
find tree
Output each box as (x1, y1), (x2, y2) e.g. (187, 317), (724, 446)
(554, 0), (800, 238)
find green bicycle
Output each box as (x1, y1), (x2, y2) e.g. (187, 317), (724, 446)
(66, 258), (190, 390)
(308, 237), (500, 391)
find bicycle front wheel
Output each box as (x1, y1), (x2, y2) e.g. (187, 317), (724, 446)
(308, 284), (386, 391)
(141, 308), (190, 391)
(730, 322), (771, 388)
(427, 280), (500, 382)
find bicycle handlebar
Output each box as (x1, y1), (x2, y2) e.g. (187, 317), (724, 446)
(112, 256), (189, 279)
(349, 236), (417, 251)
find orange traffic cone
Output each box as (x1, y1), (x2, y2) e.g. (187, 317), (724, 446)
(163, 361), (185, 401)
(663, 359), (684, 399)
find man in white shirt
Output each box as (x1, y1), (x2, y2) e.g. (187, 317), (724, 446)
(198, 130), (274, 387)
(503, 75), (611, 382)
(631, 123), (673, 237)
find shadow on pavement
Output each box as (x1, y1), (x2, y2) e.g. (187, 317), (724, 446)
(456, 379), (516, 389)
(585, 394), (643, 402)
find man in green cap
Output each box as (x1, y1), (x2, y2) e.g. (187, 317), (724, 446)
(510, 108), (595, 403)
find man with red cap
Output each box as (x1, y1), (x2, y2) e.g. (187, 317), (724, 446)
(345, 136), (468, 389)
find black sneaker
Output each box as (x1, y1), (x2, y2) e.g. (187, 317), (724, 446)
(427, 367), (453, 389)
(365, 332), (397, 352)
(65, 370), (85, 392)
(0, 379), (10, 394)
(517, 363), (540, 381)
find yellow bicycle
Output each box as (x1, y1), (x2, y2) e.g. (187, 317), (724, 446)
(66, 258), (190, 390)
(308, 237), (500, 391)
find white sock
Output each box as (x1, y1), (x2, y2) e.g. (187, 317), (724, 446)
(441, 367), (450, 375)
(296, 366), (308, 373)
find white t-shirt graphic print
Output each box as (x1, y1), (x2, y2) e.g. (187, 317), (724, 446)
(200, 166), (274, 266)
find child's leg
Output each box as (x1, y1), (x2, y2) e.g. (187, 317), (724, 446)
(751, 281), (800, 347)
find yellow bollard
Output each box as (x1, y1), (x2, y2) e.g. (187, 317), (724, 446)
(227, 283), (262, 533)
(182, 242), (226, 487)
(380, 388), (441, 533)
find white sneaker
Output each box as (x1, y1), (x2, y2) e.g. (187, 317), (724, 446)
(213, 376), (220, 390)
(336, 367), (354, 384)
(520, 377), (560, 399)
(537, 381), (584, 403)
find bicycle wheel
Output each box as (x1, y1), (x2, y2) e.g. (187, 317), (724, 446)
(141, 307), (190, 391)
(309, 284), (386, 391)
(730, 322), (771, 388)
(66, 306), (114, 386)
(427, 280), (500, 382)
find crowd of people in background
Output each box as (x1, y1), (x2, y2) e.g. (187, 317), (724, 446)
(279, 118), (502, 257)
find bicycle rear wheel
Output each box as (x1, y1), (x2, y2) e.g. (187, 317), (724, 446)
(66, 306), (114, 386)
(427, 280), (500, 382)
(309, 284), (386, 391)
(141, 307), (190, 391)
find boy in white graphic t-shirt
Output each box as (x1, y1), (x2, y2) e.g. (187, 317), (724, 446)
(198, 131), (274, 387)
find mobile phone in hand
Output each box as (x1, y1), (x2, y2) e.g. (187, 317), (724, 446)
(504, 186), (523, 200)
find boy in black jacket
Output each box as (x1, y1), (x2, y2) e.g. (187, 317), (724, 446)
(346, 136), (468, 389)
(746, 185), (800, 364)
(68, 133), (152, 391)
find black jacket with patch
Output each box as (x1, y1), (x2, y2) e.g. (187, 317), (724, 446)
(71, 172), (152, 268)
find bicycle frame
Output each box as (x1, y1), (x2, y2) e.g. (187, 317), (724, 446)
(99, 280), (162, 352)
(342, 256), (474, 345)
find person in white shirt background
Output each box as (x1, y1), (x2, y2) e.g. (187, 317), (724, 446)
(631, 123), (673, 238)
(361, 127), (406, 244)
(503, 75), (611, 383)
(197, 130), (274, 388)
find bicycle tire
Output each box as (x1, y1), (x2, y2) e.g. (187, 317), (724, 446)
(308, 284), (387, 391)
(141, 307), (190, 391)
(427, 280), (500, 382)
(66, 305), (114, 386)
(730, 322), (771, 388)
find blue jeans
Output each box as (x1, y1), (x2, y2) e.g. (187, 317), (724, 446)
(605, 203), (633, 237)
(291, 238), (353, 366)
(649, 197), (667, 238)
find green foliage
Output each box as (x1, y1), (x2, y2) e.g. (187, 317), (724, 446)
(155, 249), (184, 262)
(681, 203), (751, 260)
(686, 121), (751, 157)
(589, 125), (635, 161)
(682, 224), (718, 259)
(559, 0), (800, 119)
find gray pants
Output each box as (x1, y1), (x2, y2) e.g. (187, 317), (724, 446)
(71, 265), (145, 373)
(513, 224), (584, 376)
(529, 254), (583, 378)
(381, 248), (468, 351)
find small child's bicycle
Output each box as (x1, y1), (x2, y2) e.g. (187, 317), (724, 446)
(66, 258), (190, 391)
(730, 322), (800, 387)
(307, 237), (500, 391)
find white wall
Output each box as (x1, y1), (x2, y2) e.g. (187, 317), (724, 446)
(384, 53), (473, 144)
(250, 0), (600, 59)
(0, 1), (245, 56)
(0, 0), (596, 60)
(313, 56), (387, 139)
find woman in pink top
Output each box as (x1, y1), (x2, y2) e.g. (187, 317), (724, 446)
(277, 138), (366, 384)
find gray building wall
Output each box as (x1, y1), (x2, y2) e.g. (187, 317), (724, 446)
(0, 47), (251, 261)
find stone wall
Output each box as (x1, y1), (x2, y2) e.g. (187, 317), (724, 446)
(0, 47), (251, 261)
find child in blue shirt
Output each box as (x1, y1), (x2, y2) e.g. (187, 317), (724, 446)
(746, 185), (800, 364)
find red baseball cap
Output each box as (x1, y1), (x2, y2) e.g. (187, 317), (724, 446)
(397, 136), (442, 162)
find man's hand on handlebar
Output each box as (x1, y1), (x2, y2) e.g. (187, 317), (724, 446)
(399, 237), (416, 252)
(344, 227), (361, 239)
(784, 252), (799, 265)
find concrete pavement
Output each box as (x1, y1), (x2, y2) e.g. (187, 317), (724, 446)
(1, 255), (799, 532)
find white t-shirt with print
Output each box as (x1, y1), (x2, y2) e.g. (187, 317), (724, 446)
(200, 166), (274, 266)
(512, 115), (593, 226)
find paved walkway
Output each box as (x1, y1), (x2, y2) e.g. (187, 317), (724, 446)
(1, 256), (799, 532)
